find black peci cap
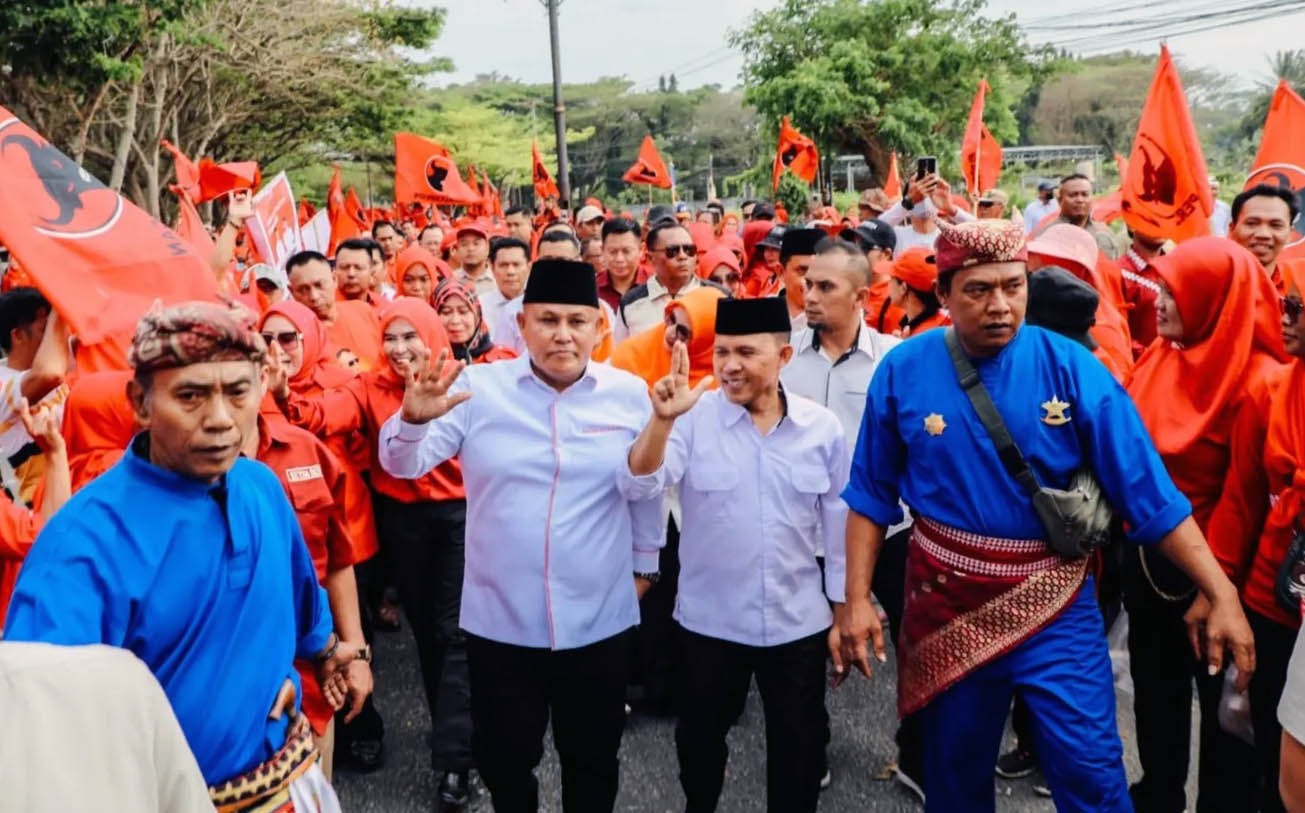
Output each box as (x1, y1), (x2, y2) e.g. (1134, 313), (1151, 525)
(522, 259), (600, 308)
(714, 297), (792, 336)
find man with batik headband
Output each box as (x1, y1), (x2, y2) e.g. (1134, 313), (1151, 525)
(5, 301), (357, 813)
(835, 219), (1256, 812)
(620, 297), (849, 812)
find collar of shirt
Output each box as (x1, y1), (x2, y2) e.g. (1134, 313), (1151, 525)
(457, 266), (493, 283)
(510, 354), (601, 396)
(717, 384), (815, 432)
(801, 319), (897, 364)
(126, 433), (226, 498)
(645, 274), (698, 301)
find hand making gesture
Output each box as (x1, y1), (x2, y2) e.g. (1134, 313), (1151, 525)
(649, 341), (713, 421)
(400, 348), (471, 424)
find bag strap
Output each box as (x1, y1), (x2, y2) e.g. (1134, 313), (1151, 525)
(943, 328), (1042, 497)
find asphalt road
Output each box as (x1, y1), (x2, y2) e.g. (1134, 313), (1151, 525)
(334, 613), (1196, 812)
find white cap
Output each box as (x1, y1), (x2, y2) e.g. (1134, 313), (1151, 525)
(576, 205), (604, 223)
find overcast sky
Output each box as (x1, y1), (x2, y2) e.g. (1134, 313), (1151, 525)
(430, 0), (1302, 91)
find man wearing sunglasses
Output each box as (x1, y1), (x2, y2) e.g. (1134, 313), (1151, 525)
(614, 221), (725, 344)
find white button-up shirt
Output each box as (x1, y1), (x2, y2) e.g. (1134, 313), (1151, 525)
(479, 287), (510, 343)
(1023, 198), (1059, 233)
(782, 322), (912, 539)
(618, 390), (849, 647)
(378, 356), (664, 650)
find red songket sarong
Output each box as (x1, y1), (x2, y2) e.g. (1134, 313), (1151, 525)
(897, 517), (1088, 716)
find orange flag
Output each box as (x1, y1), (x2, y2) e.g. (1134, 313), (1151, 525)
(960, 78), (1002, 195)
(532, 140), (559, 199)
(160, 140), (201, 203)
(296, 199), (316, 228)
(622, 135), (673, 189)
(1246, 79), (1305, 257)
(343, 186), (367, 229)
(1120, 45), (1212, 242)
(0, 106), (219, 369)
(196, 159), (261, 204)
(772, 116), (819, 192)
(394, 133), (480, 206)
(326, 166), (360, 254)
(883, 152), (902, 199)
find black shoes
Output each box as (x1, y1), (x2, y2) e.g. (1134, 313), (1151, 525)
(438, 770), (472, 811)
(994, 747), (1038, 779)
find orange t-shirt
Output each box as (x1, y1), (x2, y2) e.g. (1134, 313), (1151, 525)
(326, 300), (382, 373)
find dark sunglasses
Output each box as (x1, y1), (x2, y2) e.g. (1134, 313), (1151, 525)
(712, 271), (742, 285)
(261, 330), (302, 348)
(1282, 296), (1304, 324)
(659, 244), (696, 258)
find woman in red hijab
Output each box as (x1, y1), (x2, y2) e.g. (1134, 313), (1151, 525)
(1205, 258), (1305, 811)
(396, 245), (449, 303)
(272, 297), (474, 798)
(1124, 237), (1287, 813)
(696, 246), (745, 298)
(431, 278), (516, 365)
(741, 221), (782, 298)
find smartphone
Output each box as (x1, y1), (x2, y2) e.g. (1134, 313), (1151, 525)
(916, 156), (937, 180)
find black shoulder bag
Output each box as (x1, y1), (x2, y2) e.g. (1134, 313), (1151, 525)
(943, 328), (1113, 558)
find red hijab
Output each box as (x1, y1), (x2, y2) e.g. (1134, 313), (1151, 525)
(259, 300), (354, 395)
(396, 244), (449, 294)
(1128, 238), (1287, 455)
(377, 297), (453, 388)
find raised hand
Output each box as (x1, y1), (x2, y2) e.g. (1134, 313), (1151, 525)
(18, 399), (64, 457)
(265, 348), (290, 401)
(226, 189), (254, 229)
(400, 348), (471, 424)
(649, 341), (712, 420)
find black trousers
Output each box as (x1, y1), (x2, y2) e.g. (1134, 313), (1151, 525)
(1249, 608), (1298, 813)
(676, 627), (827, 813)
(467, 630), (632, 813)
(375, 495), (472, 773)
(870, 528), (924, 779)
(630, 517), (681, 714)
(1123, 547), (1257, 813)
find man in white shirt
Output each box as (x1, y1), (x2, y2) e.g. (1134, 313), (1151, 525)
(779, 240), (923, 800)
(379, 260), (663, 813)
(614, 221), (716, 344)
(452, 222), (494, 297)
(479, 237), (529, 341)
(621, 297), (849, 813)
(0, 288), (69, 504)
(1023, 181), (1060, 234)
(1209, 177), (1233, 237)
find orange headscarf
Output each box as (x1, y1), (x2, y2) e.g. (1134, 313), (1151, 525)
(1128, 238), (1287, 456)
(697, 245), (741, 281)
(396, 244), (449, 293)
(61, 370), (135, 492)
(609, 287), (723, 390)
(259, 300), (354, 394)
(1263, 262), (1305, 535)
(377, 297), (453, 388)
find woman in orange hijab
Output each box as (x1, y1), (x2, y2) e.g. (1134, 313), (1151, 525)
(396, 245), (449, 302)
(1124, 237), (1286, 813)
(1204, 258), (1305, 811)
(61, 370), (135, 492)
(431, 277), (517, 365)
(610, 287), (723, 390)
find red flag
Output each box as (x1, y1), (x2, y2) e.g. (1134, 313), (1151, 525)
(532, 140), (559, 199)
(196, 159), (261, 204)
(883, 152), (902, 199)
(1245, 79), (1305, 255)
(343, 186), (367, 228)
(296, 199), (316, 228)
(326, 166), (359, 254)
(622, 135), (673, 189)
(394, 132), (481, 206)
(0, 107), (218, 369)
(771, 116), (819, 192)
(960, 78), (1002, 195)
(483, 171), (503, 219)
(1120, 45), (1212, 242)
(160, 139), (200, 203)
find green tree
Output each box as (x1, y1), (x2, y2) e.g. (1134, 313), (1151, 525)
(729, 0), (1054, 185)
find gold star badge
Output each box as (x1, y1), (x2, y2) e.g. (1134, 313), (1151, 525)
(1041, 396), (1071, 426)
(924, 413), (946, 436)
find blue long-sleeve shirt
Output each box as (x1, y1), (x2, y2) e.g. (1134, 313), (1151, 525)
(842, 326), (1190, 544)
(4, 437), (333, 785)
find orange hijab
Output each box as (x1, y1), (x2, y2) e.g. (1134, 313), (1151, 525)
(376, 297), (453, 389)
(1128, 237), (1287, 455)
(697, 245), (741, 281)
(1263, 261), (1305, 534)
(62, 370), (135, 492)
(259, 300), (355, 395)
(609, 287), (724, 390)
(396, 244), (450, 294)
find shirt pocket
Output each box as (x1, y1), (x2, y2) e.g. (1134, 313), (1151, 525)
(686, 462), (740, 493)
(782, 463), (830, 528)
(287, 479), (334, 578)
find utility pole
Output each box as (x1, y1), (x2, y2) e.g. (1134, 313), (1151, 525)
(544, 0), (571, 208)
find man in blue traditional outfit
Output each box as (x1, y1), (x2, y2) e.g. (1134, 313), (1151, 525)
(834, 219), (1257, 812)
(4, 301), (358, 812)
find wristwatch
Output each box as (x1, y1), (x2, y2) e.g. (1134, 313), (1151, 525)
(634, 571), (661, 584)
(356, 644), (372, 664)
